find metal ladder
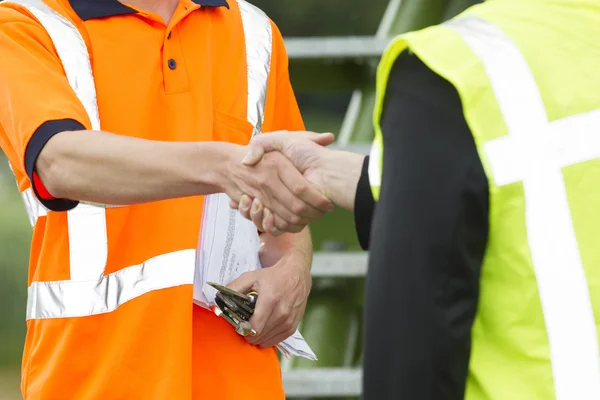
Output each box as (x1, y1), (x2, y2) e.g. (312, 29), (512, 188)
(281, 0), (403, 397)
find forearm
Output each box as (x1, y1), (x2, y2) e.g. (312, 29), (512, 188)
(36, 129), (235, 205)
(321, 151), (365, 212)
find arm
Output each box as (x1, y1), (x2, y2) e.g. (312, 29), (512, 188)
(0, 14), (329, 227)
(236, 134), (366, 235)
(226, 21), (317, 348)
(38, 130), (237, 205)
(362, 52), (489, 399)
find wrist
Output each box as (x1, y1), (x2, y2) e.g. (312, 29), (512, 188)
(278, 248), (312, 290)
(322, 152), (365, 211)
(190, 141), (242, 193)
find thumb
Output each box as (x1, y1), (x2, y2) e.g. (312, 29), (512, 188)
(242, 143), (266, 166)
(307, 132), (335, 147)
(227, 271), (259, 294)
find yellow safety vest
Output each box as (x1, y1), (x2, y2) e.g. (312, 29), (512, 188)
(370, 1), (600, 399)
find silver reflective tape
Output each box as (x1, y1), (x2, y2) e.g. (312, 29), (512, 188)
(8, 0), (110, 282)
(485, 109), (600, 186)
(448, 16), (600, 399)
(21, 188), (48, 227)
(368, 140), (382, 188)
(238, 0), (272, 138)
(26, 249), (196, 320)
(5, 0), (101, 131)
(67, 203), (108, 281)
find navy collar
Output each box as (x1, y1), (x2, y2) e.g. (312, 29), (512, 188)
(69, 0), (229, 21)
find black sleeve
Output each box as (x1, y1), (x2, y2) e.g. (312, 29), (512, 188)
(354, 155), (374, 250)
(25, 119), (84, 211)
(361, 52), (489, 400)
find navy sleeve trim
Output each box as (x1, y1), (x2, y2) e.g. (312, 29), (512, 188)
(25, 119), (86, 212)
(354, 155), (374, 251)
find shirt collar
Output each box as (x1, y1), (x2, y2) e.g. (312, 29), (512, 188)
(69, 0), (229, 21)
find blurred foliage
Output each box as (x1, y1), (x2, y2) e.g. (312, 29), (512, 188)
(0, 154), (30, 369)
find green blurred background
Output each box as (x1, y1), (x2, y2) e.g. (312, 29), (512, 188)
(0, 0), (479, 398)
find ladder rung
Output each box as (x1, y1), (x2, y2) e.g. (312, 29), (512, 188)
(285, 36), (389, 90)
(283, 368), (363, 397)
(311, 252), (368, 277)
(286, 36), (389, 61)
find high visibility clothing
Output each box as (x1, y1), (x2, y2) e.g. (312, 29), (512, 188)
(0, 0), (303, 398)
(370, 0), (600, 399)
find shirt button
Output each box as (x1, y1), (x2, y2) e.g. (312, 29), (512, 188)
(168, 59), (177, 70)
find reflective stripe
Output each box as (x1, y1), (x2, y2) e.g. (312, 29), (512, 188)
(368, 135), (382, 201)
(7, 0), (100, 130)
(26, 250), (196, 320)
(7, 0), (108, 282)
(448, 16), (600, 399)
(67, 204), (108, 281)
(21, 188), (48, 227)
(238, 0), (272, 138)
(486, 109), (600, 186)
(9, 0), (274, 319)
(6, 162), (48, 227)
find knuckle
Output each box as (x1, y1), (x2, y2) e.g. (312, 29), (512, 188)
(255, 175), (268, 187)
(264, 294), (278, 307)
(284, 322), (296, 338)
(319, 198), (332, 211)
(292, 182), (308, 197)
(277, 304), (290, 320)
(275, 218), (289, 232)
(289, 213), (303, 226)
(290, 225), (304, 234)
(290, 201), (307, 216)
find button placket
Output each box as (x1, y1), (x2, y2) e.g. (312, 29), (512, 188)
(162, 26), (190, 94)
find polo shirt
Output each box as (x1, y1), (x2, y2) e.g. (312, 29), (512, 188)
(0, 0), (304, 399)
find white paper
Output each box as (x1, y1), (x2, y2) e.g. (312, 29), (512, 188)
(194, 192), (317, 361)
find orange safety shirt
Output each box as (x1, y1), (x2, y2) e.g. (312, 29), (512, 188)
(0, 0), (305, 399)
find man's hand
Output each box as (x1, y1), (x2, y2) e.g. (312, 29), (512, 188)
(227, 251), (311, 348)
(223, 143), (334, 233)
(231, 131), (365, 234)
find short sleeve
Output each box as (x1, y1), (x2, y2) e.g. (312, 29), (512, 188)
(0, 6), (90, 209)
(261, 20), (305, 133)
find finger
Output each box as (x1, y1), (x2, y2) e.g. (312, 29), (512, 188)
(246, 295), (275, 344)
(226, 270), (258, 294)
(308, 132), (335, 147)
(262, 209), (281, 236)
(259, 328), (295, 349)
(255, 313), (297, 348)
(229, 199), (239, 209)
(255, 171), (313, 230)
(237, 194), (252, 220)
(275, 162), (332, 219)
(250, 198), (265, 232)
(272, 214), (299, 235)
(254, 131), (335, 153)
(261, 208), (285, 236)
(241, 144), (266, 166)
(251, 302), (289, 346)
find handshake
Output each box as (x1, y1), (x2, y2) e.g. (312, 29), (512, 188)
(223, 131), (366, 236)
